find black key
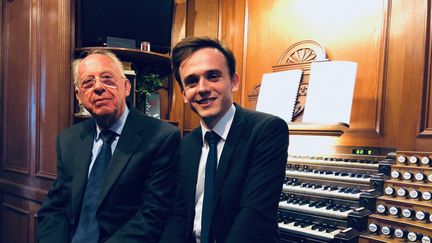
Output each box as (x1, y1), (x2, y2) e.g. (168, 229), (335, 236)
(311, 224), (320, 230)
(340, 206), (351, 212)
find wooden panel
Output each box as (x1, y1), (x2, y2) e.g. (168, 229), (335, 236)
(169, 0), (187, 133)
(1, 0), (72, 241)
(186, 0), (219, 37)
(0, 0), (3, 171)
(382, 0), (428, 150)
(219, 0), (246, 106)
(2, 193), (40, 243)
(411, 0), (432, 150)
(420, 1), (432, 138)
(370, 0), (429, 150)
(36, 0), (72, 179)
(182, 0), (220, 132)
(245, 0), (388, 138)
(2, 0), (33, 174)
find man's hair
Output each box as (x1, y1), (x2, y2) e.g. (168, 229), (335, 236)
(72, 49), (127, 90)
(171, 36), (236, 90)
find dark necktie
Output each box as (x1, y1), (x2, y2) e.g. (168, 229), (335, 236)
(72, 130), (117, 243)
(201, 131), (221, 243)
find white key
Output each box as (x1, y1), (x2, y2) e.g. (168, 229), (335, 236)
(278, 201), (353, 219)
(278, 221), (343, 240)
(286, 170), (370, 184)
(282, 184), (362, 200)
(288, 156), (379, 169)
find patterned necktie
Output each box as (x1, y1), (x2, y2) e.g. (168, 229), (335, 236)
(201, 131), (221, 243)
(72, 130), (117, 243)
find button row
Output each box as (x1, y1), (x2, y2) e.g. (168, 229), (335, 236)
(368, 223), (431, 242)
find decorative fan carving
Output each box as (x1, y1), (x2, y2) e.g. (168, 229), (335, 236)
(278, 40), (327, 65)
(288, 48), (317, 64)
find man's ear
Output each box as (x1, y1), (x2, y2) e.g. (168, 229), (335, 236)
(182, 90), (188, 103)
(75, 89), (82, 104)
(231, 73), (240, 92)
(124, 78), (131, 96)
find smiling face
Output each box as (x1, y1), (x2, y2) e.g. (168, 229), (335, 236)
(75, 53), (131, 128)
(179, 48), (239, 128)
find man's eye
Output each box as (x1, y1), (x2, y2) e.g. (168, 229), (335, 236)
(101, 74), (113, 79)
(184, 76), (199, 87)
(81, 79), (94, 88)
(207, 72), (220, 81)
(102, 78), (116, 86)
(186, 83), (197, 89)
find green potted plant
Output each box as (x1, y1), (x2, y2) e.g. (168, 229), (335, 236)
(135, 72), (164, 116)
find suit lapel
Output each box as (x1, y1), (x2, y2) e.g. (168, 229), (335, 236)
(99, 109), (144, 203)
(212, 106), (246, 210)
(184, 129), (203, 224)
(72, 121), (96, 222)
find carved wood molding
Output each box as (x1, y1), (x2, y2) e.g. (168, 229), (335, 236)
(275, 40), (327, 66)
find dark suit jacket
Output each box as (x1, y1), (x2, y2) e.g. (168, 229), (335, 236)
(162, 105), (288, 243)
(37, 107), (181, 243)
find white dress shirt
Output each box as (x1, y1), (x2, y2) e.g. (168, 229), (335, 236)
(194, 105), (236, 242)
(88, 106), (129, 177)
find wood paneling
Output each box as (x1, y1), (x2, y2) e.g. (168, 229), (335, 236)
(2, 0), (33, 174)
(0, 0), (4, 175)
(219, 0), (246, 106)
(3, 0), (432, 241)
(186, 0), (219, 37)
(182, 0), (220, 132)
(176, 0), (432, 151)
(36, 0), (71, 179)
(179, 0), (246, 132)
(170, 0), (188, 133)
(2, 194), (39, 243)
(422, 1), (432, 138)
(245, 0), (389, 138)
(1, 0), (71, 177)
(378, 0), (428, 150)
(1, 0), (72, 242)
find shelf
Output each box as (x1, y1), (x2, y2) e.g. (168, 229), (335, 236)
(75, 47), (170, 65)
(288, 122), (349, 136)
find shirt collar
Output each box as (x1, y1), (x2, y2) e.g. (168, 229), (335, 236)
(200, 104), (236, 145)
(95, 106), (130, 140)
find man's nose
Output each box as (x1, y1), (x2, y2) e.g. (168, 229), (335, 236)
(197, 77), (210, 92)
(93, 77), (105, 91)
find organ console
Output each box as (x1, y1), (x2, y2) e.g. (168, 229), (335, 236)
(360, 151), (432, 242)
(279, 146), (395, 242)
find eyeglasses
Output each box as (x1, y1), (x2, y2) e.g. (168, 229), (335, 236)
(78, 76), (119, 91)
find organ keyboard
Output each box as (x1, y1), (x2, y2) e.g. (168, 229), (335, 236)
(278, 210), (360, 243)
(280, 146), (395, 242)
(283, 179), (379, 211)
(288, 156), (391, 172)
(279, 194), (370, 229)
(360, 151), (432, 243)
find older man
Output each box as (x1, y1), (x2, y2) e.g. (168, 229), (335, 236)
(37, 50), (180, 243)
